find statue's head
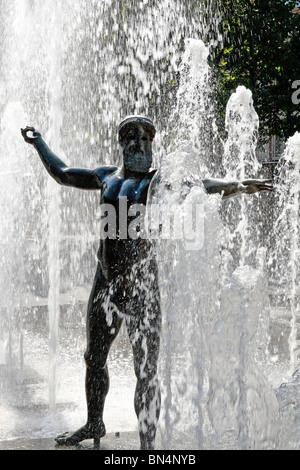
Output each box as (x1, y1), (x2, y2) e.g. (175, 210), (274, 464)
(118, 116), (156, 173)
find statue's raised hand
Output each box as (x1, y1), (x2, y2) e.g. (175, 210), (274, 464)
(242, 179), (273, 194)
(21, 126), (41, 144)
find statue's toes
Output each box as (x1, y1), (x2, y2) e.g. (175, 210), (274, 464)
(55, 431), (71, 445)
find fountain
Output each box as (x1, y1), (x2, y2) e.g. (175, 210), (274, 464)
(0, 0), (299, 450)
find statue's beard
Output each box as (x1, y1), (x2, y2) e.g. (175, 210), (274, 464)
(125, 152), (152, 172)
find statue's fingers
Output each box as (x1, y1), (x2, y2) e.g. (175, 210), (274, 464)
(25, 127), (36, 134)
(243, 179), (264, 185)
(21, 127), (37, 144)
(242, 179), (255, 185)
(21, 126), (35, 136)
(244, 179), (272, 186)
(261, 179), (272, 184)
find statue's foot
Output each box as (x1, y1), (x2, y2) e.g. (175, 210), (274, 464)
(55, 421), (106, 447)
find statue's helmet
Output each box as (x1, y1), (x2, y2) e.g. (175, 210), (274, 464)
(118, 115), (156, 141)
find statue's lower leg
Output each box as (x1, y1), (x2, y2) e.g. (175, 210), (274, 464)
(55, 363), (109, 447)
(135, 376), (161, 450)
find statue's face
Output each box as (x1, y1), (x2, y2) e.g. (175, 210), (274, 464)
(120, 123), (153, 173)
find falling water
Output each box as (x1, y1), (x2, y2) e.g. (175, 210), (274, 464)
(0, 0), (299, 450)
(271, 133), (300, 450)
(148, 38), (222, 449)
(151, 39), (280, 450)
(221, 86), (261, 280)
(45, 0), (65, 413)
(0, 102), (27, 377)
(271, 133), (300, 375)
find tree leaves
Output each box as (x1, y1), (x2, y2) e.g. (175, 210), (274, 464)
(213, 0), (300, 142)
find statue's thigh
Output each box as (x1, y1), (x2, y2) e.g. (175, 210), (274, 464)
(125, 290), (161, 379)
(86, 265), (123, 354)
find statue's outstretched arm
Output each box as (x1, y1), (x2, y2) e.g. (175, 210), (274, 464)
(21, 127), (99, 190)
(202, 178), (272, 199)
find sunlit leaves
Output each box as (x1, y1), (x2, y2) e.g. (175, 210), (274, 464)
(214, 0), (300, 141)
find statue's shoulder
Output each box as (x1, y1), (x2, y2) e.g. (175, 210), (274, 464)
(147, 168), (158, 181)
(147, 169), (160, 200)
(94, 165), (119, 182)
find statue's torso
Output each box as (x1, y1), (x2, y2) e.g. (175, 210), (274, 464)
(94, 166), (157, 280)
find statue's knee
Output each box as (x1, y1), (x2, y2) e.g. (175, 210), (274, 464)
(135, 364), (158, 383)
(84, 350), (90, 364)
(84, 350), (106, 369)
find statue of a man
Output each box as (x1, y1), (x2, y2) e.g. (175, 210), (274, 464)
(21, 117), (272, 450)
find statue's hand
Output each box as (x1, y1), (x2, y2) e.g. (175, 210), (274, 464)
(241, 179), (273, 194)
(21, 126), (41, 144)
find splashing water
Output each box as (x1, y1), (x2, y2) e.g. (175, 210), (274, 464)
(151, 39), (280, 450)
(0, 0), (299, 450)
(221, 86), (261, 279)
(271, 133), (300, 375)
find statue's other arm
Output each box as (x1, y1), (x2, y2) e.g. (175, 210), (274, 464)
(21, 127), (99, 190)
(202, 178), (272, 198)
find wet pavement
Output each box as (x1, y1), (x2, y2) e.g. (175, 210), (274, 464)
(0, 432), (140, 451)
(0, 429), (197, 451)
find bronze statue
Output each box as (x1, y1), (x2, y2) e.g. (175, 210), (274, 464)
(21, 117), (272, 450)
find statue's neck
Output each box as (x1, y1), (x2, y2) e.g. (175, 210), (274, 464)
(121, 165), (148, 180)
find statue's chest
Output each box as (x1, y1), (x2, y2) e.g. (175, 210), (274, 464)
(102, 176), (150, 206)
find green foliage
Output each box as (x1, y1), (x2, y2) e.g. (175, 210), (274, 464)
(213, 0), (300, 142)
